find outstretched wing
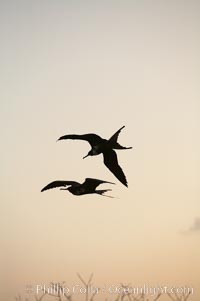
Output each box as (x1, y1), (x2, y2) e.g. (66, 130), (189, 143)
(83, 178), (115, 190)
(41, 180), (79, 192)
(103, 150), (128, 187)
(57, 134), (103, 147)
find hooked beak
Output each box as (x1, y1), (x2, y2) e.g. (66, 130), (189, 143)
(83, 154), (89, 159)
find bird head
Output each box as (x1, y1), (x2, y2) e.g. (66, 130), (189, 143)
(83, 150), (94, 159)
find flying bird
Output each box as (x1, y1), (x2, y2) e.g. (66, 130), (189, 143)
(41, 178), (114, 198)
(58, 126), (132, 187)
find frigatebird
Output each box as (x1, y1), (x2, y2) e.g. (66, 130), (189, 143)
(41, 178), (114, 197)
(58, 126), (132, 187)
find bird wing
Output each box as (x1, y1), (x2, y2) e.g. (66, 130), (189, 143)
(57, 134), (103, 147)
(103, 150), (128, 187)
(83, 178), (115, 190)
(41, 180), (79, 192)
(108, 126), (125, 143)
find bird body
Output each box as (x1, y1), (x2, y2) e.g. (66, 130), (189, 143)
(58, 126), (132, 187)
(41, 178), (114, 197)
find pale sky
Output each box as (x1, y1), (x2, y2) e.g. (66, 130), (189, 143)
(0, 1), (200, 301)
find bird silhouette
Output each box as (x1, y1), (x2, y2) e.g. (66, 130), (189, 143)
(41, 178), (114, 198)
(58, 126), (132, 187)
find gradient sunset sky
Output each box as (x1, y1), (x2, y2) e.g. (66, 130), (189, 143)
(1, 1), (200, 301)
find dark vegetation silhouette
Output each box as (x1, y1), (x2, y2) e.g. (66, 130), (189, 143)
(41, 178), (114, 198)
(167, 291), (192, 301)
(58, 126), (132, 187)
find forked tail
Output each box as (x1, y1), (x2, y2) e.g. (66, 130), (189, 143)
(96, 189), (114, 198)
(108, 126), (132, 149)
